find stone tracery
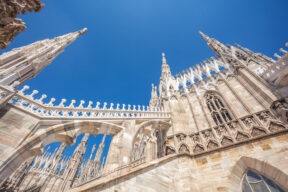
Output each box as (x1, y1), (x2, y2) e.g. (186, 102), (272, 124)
(205, 92), (233, 125)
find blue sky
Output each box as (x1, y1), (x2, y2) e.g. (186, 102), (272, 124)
(2, 0), (288, 107)
(1, 0), (288, 166)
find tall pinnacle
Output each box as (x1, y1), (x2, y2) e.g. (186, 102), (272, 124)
(62, 133), (89, 191)
(198, 31), (229, 58)
(0, 28), (87, 88)
(161, 52), (172, 79)
(95, 135), (106, 163)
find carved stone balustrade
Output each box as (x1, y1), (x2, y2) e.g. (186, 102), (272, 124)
(261, 43), (288, 87)
(0, 85), (170, 120)
(131, 157), (146, 168)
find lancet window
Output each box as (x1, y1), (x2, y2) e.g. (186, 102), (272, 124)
(242, 170), (285, 192)
(205, 92), (232, 125)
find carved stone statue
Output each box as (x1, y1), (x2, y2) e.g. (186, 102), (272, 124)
(273, 101), (288, 123)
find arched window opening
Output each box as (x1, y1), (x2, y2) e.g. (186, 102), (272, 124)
(205, 92), (232, 125)
(242, 170), (285, 192)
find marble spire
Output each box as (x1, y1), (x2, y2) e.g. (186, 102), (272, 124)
(61, 133), (89, 191)
(0, 28), (87, 89)
(95, 135), (106, 164)
(161, 52), (172, 80)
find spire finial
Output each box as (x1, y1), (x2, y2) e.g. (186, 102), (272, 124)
(199, 31), (210, 41)
(79, 28), (87, 35)
(162, 52), (167, 65)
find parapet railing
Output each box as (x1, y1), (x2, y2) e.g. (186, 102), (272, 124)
(0, 85), (171, 120)
(261, 43), (287, 80)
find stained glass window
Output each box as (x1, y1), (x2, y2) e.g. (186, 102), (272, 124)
(242, 170), (286, 192)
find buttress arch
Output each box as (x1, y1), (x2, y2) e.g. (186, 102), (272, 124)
(0, 120), (125, 184)
(229, 156), (288, 192)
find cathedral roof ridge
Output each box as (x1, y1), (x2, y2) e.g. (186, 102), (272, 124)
(261, 42), (288, 81)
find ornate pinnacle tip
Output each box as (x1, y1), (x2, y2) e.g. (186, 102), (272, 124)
(79, 28), (87, 35)
(162, 52), (167, 65)
(198, 31), (209, 41)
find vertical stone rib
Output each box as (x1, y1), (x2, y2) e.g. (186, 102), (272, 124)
(193, 84), (212, 129)
(223, 78), (251, 114)
(186, 94), (200, 132)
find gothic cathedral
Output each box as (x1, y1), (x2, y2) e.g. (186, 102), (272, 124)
(0, 1), (288, 192)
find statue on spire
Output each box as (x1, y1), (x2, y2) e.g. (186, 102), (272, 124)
(149, 84), (159, 107)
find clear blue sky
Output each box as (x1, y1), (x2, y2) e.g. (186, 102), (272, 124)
(1, 0), (288, 165)
(2, 0), (288, 107)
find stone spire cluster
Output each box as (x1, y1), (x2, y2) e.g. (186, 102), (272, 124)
(198, 31), (274, 72)
(151, 31), (282, 110)
(76, 135), (107, 185)
(0, 0), (45, 49)
(3, 133), (108, 191)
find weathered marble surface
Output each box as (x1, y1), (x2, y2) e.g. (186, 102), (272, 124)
(0, 105), (39, 167)
(69, 133), (288, 192)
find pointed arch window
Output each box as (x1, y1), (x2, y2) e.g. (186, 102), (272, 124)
(242, 170), (285, 192)
(205, 92), (232, 125)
